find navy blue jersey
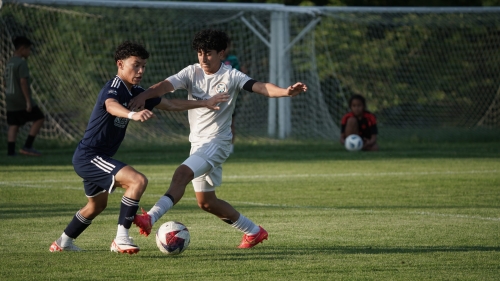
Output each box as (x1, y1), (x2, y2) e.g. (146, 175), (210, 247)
(76, 76), (160, 157)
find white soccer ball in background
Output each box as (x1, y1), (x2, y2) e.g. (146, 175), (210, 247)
(345, 134), (363, 151)
(155, 221), (190, 255)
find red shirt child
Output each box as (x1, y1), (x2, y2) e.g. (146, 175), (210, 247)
(340, 95), (379, 151)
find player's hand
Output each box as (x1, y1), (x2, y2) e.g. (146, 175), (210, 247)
(26, 101), (32, 112)
(129, 95), (147, 111)
(205, 92), (230, 110)
(286, 82), (307, 97)
(131, 109), (154, 122)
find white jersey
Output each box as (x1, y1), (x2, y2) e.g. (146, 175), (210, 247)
(167, 63), (251, 145)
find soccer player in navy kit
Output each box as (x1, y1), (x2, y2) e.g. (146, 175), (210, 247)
(49, 41), (228, 254)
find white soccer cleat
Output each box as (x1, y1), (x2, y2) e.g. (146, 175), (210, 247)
(110, 236), (140, 255)
(49, 238), (82, 252)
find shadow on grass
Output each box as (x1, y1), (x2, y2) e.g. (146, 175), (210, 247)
(0, 203), (200, 220)
(136, 245), (500, 260)
(1, 141), (499, 167)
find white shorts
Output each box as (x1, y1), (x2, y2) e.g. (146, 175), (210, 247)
(182, 141), (231, 192)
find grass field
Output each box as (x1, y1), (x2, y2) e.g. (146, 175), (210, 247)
(1, 141), (499, 280)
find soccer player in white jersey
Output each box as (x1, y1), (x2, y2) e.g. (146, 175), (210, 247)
(49, 41), (228, 254)
(131, 29), (307, 248)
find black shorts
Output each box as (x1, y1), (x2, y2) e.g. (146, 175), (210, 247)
(73, 149), (127, 197)
(7, 106), (45, 126)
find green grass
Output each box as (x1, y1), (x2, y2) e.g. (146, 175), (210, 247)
(1, 141), (499, 280)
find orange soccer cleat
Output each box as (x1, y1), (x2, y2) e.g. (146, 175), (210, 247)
(110, 237), (140, 255)
(238, 226), (268, 249)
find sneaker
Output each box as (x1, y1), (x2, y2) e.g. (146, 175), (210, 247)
(238, 226), (268, 249)
(19, 147), (41, 156)
(110, 237), (140, 255)
(133, 207), (152, 237)
(49, 238), (81, 252)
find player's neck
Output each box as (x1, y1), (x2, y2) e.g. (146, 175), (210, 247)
(13, 51), (25, 58)
(203, 63), (223, 75)
(116, 74), (133, 91)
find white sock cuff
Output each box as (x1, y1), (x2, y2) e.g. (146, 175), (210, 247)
(148, 196), (174, 224)
(116, 224), (129, 239)
(231, 214), (260, 235)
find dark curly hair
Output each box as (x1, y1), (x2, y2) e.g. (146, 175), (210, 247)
(348, 94), (366, 109)
(13, 36), (33, 50)
(114, 41), (149, 62)
(192, 29), (228, 53)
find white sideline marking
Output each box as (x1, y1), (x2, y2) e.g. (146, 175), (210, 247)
(0, 169), (497, 185)
(1, 169), (499, 222)
(223, 169), (499, 180)
(410, 211), (500, 222)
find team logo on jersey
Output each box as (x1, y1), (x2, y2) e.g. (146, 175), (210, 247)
(214, 82), (227, 93)
(108, 89), (118, 95)
(114, 117), (128, 128)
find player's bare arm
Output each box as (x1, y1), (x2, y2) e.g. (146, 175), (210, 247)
(129, 80), (175, 110)
(252, 81), (307, 98)
(155, 92), (229, 111)
(105, 98), (154, 122)
(20, 77), (32, 112)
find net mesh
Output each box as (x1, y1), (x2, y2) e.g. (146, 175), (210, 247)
(1, 2), (499, 144)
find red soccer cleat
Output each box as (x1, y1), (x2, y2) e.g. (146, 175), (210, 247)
(133, 207), (152, 237)
(238, 226), (268, 249)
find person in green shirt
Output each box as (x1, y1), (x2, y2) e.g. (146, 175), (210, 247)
(4, 36), (45, 156)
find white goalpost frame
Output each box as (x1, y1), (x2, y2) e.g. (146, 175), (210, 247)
(2, 1), (500, 141)
(3, 0), (325, 139)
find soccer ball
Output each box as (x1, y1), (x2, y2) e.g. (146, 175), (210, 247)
(344, 134), (363, 151)
(155, 221), (190, 255)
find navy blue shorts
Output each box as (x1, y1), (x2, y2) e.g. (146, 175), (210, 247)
(73, 150), (127, 197)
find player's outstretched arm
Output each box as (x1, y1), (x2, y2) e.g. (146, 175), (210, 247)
(129, 80), (175, 110)
(105, 98), (154, 122)
(155, 93), (229, 111)
(252, 82), (307, 98)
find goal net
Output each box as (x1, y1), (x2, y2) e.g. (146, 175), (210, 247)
(1, 1), (499, 144)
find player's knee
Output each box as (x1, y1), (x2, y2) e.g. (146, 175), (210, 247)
(346, 116), (358, 127)
(132, 173), (148, 192)
(345, 117), (359, 135)
(197, 199), (213, 212)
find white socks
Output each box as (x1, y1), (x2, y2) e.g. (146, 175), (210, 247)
(231, 214), (260, 235)
(148, 196), (174, 225)
(60, 232), (73, 247)
(116, 224), (129, 239)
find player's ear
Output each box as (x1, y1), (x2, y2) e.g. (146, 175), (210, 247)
(116, 60), (123, 70)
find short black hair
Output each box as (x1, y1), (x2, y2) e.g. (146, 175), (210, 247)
(192, 29), (228, 53)
(114, 41), (149, 62)
(348, 94), (366, 109)
(13, 36), (32, 50)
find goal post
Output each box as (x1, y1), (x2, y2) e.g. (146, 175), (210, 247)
(1, 1), (499, 145)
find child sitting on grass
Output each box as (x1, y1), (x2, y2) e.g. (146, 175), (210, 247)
(340, 94), (379, 151)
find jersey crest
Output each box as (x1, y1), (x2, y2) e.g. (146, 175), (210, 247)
(214, 82), (227, 93)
